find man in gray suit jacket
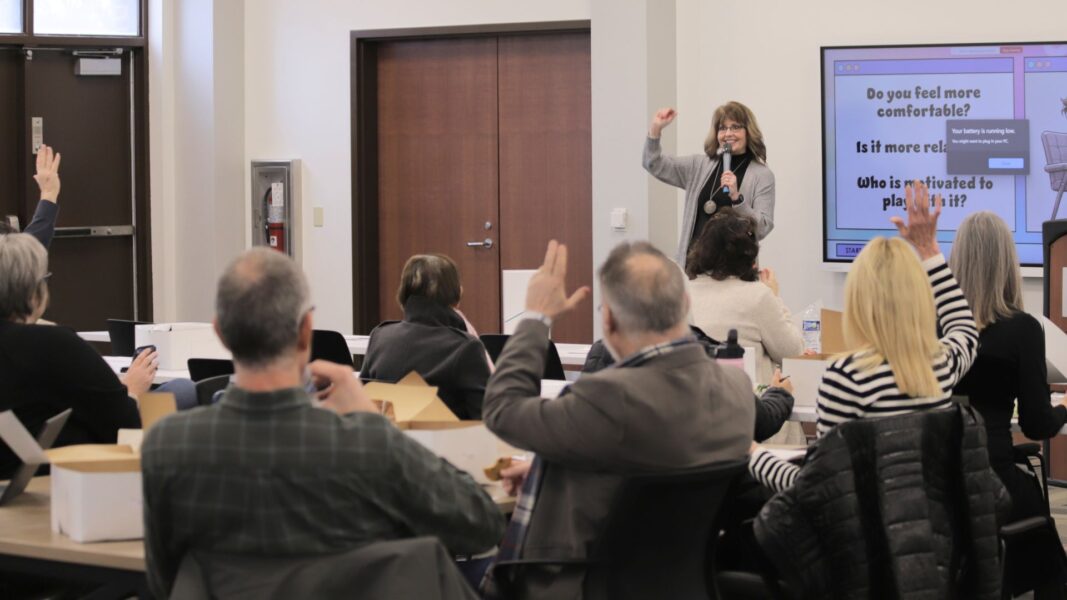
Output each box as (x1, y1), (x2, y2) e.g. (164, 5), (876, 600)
(482, 240), (756, 600)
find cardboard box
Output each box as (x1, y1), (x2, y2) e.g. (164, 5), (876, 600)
(782, 356), (833, 408)
(363, 372), (503, 483)
(134, 322), (230, 371)
(44, 394), (176, 543)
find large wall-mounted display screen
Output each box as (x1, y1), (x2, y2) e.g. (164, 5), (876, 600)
(823, 43), (1067, 266)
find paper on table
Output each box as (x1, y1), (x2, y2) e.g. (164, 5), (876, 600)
(764, 447), (806, 462)
(502, 270), (537, 334)
(0, 411), (48, 464)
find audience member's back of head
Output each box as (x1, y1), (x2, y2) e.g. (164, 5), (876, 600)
(396, 254), (461, 308)
(844, 237), (940, 397)
(0, 233), (49, 322)
(685, 209), (759, 280)
(949, 211), (1021, 330)
(599, 241), (687, 335)
(216, 248), (309, 368)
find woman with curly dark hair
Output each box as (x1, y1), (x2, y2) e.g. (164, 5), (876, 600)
(685, 209), (803, 386)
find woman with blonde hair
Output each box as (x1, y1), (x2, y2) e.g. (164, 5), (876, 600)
(749, 181), (979, 492)
(643, 101), (775, 269)
(951, 211), (1066, 595)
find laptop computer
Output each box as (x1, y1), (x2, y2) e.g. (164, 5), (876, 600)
(0, 408), (72, 505)
(106, 319), (151, 357)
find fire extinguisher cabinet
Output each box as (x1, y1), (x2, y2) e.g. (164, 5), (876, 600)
(251, 159), (301, 259)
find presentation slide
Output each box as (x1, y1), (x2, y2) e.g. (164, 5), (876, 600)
(823, 43), (1067, 266)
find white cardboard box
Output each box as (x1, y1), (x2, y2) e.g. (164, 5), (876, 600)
(135, 322), (230, 371)
(43, 394), (176, 542)
(48, 446), (143, 542)
(782, 357), (833, 408)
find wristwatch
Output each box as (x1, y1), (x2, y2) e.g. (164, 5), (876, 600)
(523, 311), (554, 328)
(732, 193), (745, 206)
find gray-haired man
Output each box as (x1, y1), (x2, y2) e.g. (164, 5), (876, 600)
(141, 248), (504, 598)
(482, 240), (755, 599)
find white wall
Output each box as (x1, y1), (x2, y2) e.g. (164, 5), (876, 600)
(674, 0), (1067, 318)
(149, 0), (244, 323)
(153, 0), (1067, 332)
(242, 0), (590, 334)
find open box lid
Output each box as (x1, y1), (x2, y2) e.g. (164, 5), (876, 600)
(362, 371), (459, 425)
(33, 392), (176, 471)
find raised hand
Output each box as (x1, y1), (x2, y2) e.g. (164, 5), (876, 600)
(34, 145), (62, 203)
(759, 267), (779, 296)
(649, 107), (677, 138)
(889, 180), (942, 260)
(525, 240), (590, 321)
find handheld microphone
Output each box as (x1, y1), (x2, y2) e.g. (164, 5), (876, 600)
(719, 143), (732, 194)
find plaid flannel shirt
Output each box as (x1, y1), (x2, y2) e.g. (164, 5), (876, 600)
(141, 385), (505, 599)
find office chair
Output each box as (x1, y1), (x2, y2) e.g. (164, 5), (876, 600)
(490, 459), (747, 600)
(1042, 131), (1067, 219)
(479, 334), (567, 380)
(170, 537), (478, 600)
(194, 375), (231, 406)
(187, 358), (234, 382)
(106, 318), (151, 356)
(311, 329), (354, 366)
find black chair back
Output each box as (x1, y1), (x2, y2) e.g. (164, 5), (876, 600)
(585, 460), (747, 600)
(479, 334), (566, 380)
(311, 329), (354, 366)
(195, 374), (231, 406)
(187, 358), (234, 382)
(170, 537), (478, 600)
(107, 318), (150, 356)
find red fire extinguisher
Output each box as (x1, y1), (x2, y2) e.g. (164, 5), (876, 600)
(264, 186), (285, 253)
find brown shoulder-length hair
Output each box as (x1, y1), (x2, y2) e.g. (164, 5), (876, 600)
(685, 209), (760, 281)
(396, 253), (462, 308)
(703, 101), (767, 164)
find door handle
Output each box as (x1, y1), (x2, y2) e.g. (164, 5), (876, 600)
(54, 225), (135, 238)
(466, 238), (493, 249)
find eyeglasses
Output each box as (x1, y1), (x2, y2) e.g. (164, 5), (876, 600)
(39, 272), (51, 283)
(717, 124), (745, 133)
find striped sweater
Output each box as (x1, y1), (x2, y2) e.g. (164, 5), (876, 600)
(749, 253), (979, 493)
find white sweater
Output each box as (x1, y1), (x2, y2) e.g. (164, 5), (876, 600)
(687, 275), (805, 384)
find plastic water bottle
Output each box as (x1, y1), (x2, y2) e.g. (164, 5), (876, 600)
(802, 304), (821, 354)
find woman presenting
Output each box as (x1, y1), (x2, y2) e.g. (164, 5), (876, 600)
(642, 101), (775, 268)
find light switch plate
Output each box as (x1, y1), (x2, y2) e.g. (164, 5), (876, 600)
(610, 208), (628, 230)
(313, 207), (324, 228)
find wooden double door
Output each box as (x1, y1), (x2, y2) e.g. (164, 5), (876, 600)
(358, 30), (592, 343)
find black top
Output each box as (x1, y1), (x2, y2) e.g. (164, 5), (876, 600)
(0, 321), (140, 478)
(691, 151), (752, 250)
(24, 200), (59, 249)
(955, 311), (1066, 480)
(361, 296), (491, 420)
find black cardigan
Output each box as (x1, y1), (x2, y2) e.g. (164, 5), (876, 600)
(360, 296), (491, 420)
(0, 321), (140, 478)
